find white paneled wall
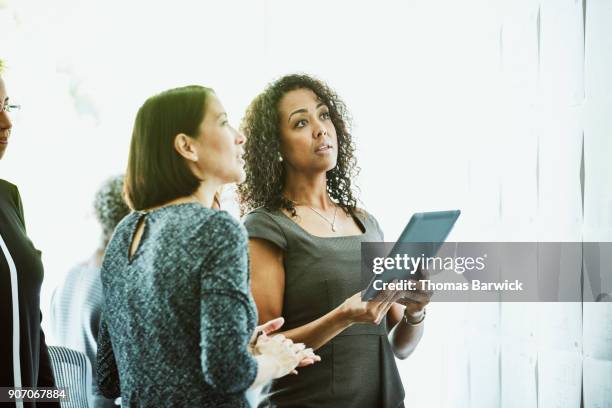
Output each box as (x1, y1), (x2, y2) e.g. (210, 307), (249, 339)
(1, 0), (610, 406)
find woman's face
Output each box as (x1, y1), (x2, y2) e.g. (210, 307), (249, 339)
(277, 88), (338, 175)
(0, 77), (13, 160)
(191, 94), (246, 184)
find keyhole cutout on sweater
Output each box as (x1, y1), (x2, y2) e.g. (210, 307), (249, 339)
(128, 214), (147, 263)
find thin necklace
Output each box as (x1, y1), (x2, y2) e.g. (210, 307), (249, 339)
(300, 203), (339, 232)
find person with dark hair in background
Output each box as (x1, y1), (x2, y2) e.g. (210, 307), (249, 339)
(50, 174), (130, 407)
(96, 85), (319, 406)
(239, 74), (431, 408)
(0, 59), (60, 407)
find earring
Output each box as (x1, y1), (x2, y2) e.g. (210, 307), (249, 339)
(278, 154), (283, 162)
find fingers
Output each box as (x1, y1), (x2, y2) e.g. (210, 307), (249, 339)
(377, 296), (400, 323)
(397, 295), (428, 309)
(370, 290), (387, 303)
(369, 280), (397, 306)
(363, 287), (397, 324)
(254, 336), (321, 379)
(387, 291), (405, 308)
(297, 358), (314, 367)
(257, 317), (285, 335)
(251, 317), (285, 345)
(374, 287), (398, 313)
(405, 287), (433, 304)
(389, 289), (407, 304)
(291, 342), (306, 353)
(299, 347), (318, 360)
(392, 279), (433, 306)
(268, 336), (319, 363)
(297, 347), (321, 367)
(268, 334), (284, 342)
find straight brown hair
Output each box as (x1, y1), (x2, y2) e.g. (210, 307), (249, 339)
(124, 85), (213, 211)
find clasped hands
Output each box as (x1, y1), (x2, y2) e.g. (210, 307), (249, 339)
(249, 317), (321, 377)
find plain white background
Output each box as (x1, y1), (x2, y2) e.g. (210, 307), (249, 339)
(2, 0), (611, 406)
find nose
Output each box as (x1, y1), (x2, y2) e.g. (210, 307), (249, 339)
(313, 120), (327, 139)
(233, 126), (246, 145)
(0, 110), (12, 133)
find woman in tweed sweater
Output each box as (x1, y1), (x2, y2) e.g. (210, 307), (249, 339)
(96, 86), (318, 407)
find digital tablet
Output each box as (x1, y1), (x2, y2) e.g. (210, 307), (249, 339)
(362, 210), (461, 299)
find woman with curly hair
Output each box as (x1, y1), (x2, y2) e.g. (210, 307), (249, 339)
(239, 74), (430, 408)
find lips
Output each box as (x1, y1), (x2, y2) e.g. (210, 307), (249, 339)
(315, 143), (333, 153)
(0, 137), (8, 145)
(236, 153), (245, 164)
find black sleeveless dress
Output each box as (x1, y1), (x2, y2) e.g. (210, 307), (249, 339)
(244, 207), (405, 408)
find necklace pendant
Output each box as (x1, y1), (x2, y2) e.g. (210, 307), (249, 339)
(332, 224), (336, 232)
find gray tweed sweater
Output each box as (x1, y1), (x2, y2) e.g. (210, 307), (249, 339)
(96, 204), (258, 407)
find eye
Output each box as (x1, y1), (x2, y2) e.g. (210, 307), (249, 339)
(320, 111), (331, 120)
(294, 119), (308, 128)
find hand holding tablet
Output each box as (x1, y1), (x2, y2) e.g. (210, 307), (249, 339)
(362, 210), (461, 300)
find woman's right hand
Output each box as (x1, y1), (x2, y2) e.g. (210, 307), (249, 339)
(250, 317), (320, 368)
(339, 288), (402, 325)
(254, 334), (317, 376)
(251, 333), (319, 387)
(249, 318), (321, 388)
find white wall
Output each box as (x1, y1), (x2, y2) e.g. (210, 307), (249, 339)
(1, 0), (610, 406)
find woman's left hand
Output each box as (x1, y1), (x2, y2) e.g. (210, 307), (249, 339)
(398, 294), (430, 318)
(395, 270), (433, 316)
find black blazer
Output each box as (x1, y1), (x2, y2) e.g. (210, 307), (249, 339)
(0, 179), (58, 407)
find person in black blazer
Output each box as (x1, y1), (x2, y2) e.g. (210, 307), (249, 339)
(0, 59), (60, 407)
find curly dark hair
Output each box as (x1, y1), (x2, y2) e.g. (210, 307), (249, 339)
(94, 174), (131, 245)
(238, 74), (359, 216)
